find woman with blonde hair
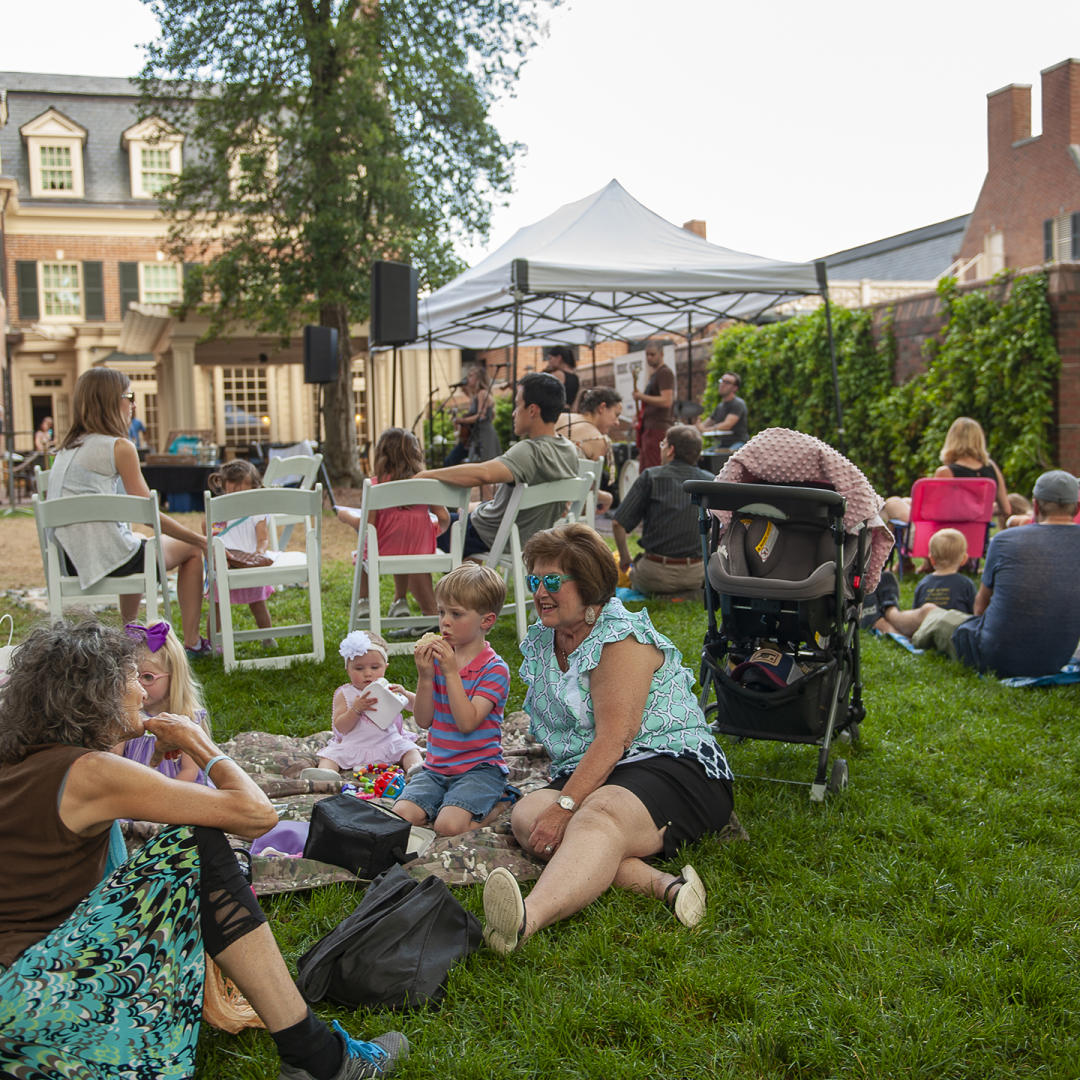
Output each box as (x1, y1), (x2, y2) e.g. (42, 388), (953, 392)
(882, 416), (1010, 526)
(49, 367), (210, 656)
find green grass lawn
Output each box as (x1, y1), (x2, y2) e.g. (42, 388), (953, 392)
(3, 552), (1077, 1079)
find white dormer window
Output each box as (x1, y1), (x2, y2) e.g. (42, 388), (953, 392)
(20, 109), (87, 198)
(122, 117), (184, 200)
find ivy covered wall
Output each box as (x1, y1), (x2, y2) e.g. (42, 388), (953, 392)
(705, 271), (1060, 497)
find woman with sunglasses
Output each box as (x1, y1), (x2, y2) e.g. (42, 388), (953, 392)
(481, 522), (735, 955)
(48, 367), (210, 656)
(0, 619), (408, 1078)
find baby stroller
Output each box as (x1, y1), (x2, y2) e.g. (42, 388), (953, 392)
(684, 429), (892, 802)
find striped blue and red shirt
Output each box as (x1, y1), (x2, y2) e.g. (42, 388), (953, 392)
(426, 644), (509, 776)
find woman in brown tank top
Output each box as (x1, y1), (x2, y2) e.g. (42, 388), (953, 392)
(0, 620), (408, 1080)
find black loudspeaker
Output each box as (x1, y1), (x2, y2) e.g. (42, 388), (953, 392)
(371, 260), (418, 346)
(303, 325), (338, 384)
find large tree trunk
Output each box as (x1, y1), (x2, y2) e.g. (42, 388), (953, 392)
(320, 302), (361, 485)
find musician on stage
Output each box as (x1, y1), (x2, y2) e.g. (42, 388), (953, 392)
(632, 342), (674, 469)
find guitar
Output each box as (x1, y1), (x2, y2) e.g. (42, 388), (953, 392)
(451, 408), (474, 447)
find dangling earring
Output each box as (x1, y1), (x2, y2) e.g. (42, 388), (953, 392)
(584, 606), (597, 626)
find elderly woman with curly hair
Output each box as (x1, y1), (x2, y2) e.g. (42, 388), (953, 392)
(0, 620), (406, 1080)
(481, 523), (734, 954)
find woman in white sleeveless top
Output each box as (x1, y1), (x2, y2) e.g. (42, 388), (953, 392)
(50, 368), (210, 655)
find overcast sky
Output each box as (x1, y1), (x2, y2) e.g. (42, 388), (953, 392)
(4, 0), (1079, 264)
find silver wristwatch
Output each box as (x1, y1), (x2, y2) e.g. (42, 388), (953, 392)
(556, 794), (577, 813)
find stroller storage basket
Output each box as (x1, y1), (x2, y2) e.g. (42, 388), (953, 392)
(705, 642), (850, 743)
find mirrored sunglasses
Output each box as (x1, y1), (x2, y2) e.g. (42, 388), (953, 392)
(526, 573), (575, 593)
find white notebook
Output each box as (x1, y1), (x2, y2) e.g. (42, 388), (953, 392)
(363, 680), (408, 729)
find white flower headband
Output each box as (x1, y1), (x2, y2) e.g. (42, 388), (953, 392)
(339, 630), (388, 664)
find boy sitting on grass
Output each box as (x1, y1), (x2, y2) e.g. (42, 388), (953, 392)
(393, 563), (511, 837)
(913, 528), (976, 614)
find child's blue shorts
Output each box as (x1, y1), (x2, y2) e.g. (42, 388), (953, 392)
(396, 761), (507, 822)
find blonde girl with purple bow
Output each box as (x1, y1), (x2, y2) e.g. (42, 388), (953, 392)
(115, 621), (212, 783)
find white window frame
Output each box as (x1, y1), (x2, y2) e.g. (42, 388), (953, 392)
(38, 261), (83, 321)
(122, 117), (184, 200)
(20, 109), (87, 199)
(139, 262), (183, 305)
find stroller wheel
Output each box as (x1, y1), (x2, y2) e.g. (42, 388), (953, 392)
(828, 758), (849, 794)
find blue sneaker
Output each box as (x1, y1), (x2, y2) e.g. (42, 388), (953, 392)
(277, 1021), (409, 1079)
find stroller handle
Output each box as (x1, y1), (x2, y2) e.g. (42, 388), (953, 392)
(683, 480), (846, 520)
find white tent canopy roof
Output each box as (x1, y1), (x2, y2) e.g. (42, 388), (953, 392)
(409, 179), (826, 350)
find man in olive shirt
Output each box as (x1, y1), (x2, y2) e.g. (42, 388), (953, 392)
(420, 372), (580, 558)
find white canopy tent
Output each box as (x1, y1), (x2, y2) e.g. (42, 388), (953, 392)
(404, 179), (845, 438)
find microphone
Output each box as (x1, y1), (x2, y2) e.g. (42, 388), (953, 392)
(448, 381), (468, 389)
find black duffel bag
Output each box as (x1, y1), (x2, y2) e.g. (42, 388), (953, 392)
(302, 795), (412, 879)
(296, 864), (483, 1010)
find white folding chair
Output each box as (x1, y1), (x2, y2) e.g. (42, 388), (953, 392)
(560, 459), (601, 529)
(261, 453), (324, 551)
(32, 491), (173, 624)
(347, 478), (472, 652)
(205, 485), (325, 672)
(33, 465), (50, 497)
(482, 474), (594, 642)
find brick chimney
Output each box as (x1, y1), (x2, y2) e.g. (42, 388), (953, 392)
(987, 82), (1031, 166)
(682, 219), (706, 240)
(1040, 58), (1080, 146)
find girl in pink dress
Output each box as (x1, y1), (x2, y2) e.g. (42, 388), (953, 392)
(205, 460), (276, 646)
(337, 428), (450, 619)
(305, 631), (422, 778)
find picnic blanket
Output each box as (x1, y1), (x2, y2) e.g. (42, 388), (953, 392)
(120, 711), (748, 894)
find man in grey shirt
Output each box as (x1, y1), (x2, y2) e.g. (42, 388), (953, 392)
(698, 371), (748, 449)
(611, 424), (714, 595)
(913, 469), (1080, 676)
(420, 372), (580, 558)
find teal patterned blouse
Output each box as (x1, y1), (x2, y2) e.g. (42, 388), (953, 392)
(519, 598), (732, 782)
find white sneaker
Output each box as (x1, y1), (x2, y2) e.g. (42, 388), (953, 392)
(355, 598), (370, 618)
(387, 598), (411, 618)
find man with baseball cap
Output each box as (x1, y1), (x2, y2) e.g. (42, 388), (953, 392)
(913, 469), (1080, 677)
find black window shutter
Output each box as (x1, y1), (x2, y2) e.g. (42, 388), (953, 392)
(1044, 219), (1054, 261)
(16, 261), (39, 321)
(183, 262), (200, 302)
(1072, 213), (1080, 261)
(83, 261), (105, 320)
(118, 262), (141, 313)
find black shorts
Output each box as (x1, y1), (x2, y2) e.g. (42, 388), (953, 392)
(548, 754), (734, 861)
(62, 540), (146, 579)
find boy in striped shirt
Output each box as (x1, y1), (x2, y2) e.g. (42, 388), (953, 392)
(393, 563), (511, 836)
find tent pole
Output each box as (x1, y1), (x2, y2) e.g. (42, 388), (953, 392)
(426, 332), (434, 464)
(512, 292), (521, 395)
(815, 260), (845, 452)
(686, 311), (693, 411)
(392, 345), (400, 428)
(588, 325), (597, 386)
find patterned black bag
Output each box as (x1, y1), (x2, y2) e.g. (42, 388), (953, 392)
(302, 796), (412, 879)
(296, 864), (482, 1010)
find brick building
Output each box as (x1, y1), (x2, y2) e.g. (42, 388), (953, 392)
(0, 72), (388, 458)
(957, 58), (1080, 280)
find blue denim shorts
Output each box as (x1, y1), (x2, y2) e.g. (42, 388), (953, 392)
(396, 761), (507, 822)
